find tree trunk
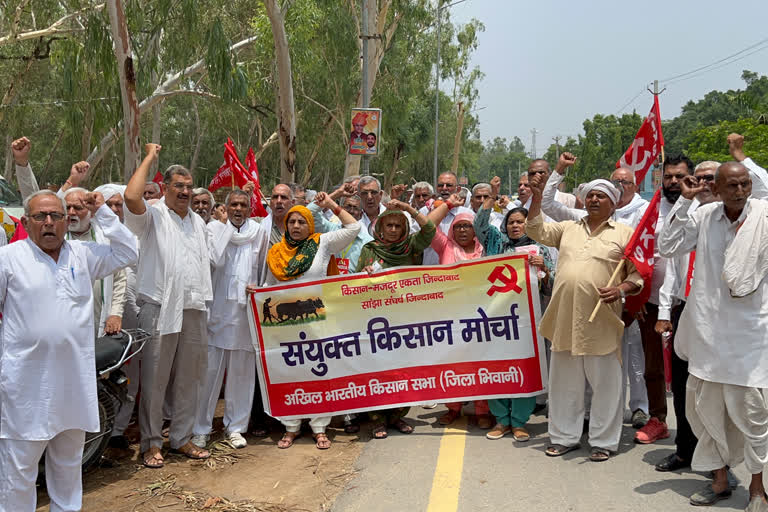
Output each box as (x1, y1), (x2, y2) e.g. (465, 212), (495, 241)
(106, 0), (141, 182)
(384, 142), (404, 191)
(80, 106), (93, 161)
(450, 102), (465, 174)
(4, 134), (13, 182)
(189, 101), (204, 174)
(263, 0), (297, 183)
(301, 115), (333, 187)
(150, 102), (162, 172)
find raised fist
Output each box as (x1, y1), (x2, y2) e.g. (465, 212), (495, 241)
(11, 137), (30, 166)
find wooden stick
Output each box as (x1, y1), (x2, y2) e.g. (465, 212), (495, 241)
(588, 259), (625, 323)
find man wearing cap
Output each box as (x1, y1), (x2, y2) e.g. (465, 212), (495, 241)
(526, 175), (643, 462)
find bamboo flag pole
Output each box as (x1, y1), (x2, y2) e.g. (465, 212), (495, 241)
(588, 259), (625, 323)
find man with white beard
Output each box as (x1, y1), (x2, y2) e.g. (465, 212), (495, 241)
(62, 185), (128, 337)
(192, 183), (269, 449)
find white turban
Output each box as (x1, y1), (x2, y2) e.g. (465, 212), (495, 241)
(94, 183), (126, 202)
(581, 179), (621, 206)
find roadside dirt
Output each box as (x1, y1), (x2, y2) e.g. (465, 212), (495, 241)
(35, 405), (364, 512)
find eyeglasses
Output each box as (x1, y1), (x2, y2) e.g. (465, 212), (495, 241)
(611, 179), (634, 186)
(453, 224), (473, 231)
(437, 183), (454, 188)
(696, 175), (715, 183)
(29, 211), (66, 222)
(171, 183), (195, 192)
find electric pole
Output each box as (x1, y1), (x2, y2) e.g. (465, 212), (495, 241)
(361, 0), (370, 175)
(553, 135), (562, 160)
(530, 128), (538, 159)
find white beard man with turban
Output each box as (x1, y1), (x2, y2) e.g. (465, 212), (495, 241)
(525, 174), (645, 463)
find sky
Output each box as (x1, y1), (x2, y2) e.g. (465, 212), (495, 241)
(447, 0), (768, 156)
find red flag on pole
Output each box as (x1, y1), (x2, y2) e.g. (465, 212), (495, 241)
(245, 147), (268, 218)
(623, 188), (661, 313)
(617, 96), (665, 185)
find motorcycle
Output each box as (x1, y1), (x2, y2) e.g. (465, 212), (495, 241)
(38, 328), (150, 479)
(81, 328), (150, 470)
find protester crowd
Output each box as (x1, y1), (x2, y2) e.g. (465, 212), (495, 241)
(2, 132), (768, 512)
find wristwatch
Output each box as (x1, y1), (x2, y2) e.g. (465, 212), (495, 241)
(619, 287), (626, 304)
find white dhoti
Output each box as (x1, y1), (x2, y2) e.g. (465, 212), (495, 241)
(548, 350), (624, 451)
(194, 346), (256, 436)
(622, 321), (648, 413)
(686, 375), (768, 474)
(0, 429), (85, 512)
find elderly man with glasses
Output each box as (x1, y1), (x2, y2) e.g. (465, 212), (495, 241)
(0, 189), (136, 511)
(124, 144), (214, 469)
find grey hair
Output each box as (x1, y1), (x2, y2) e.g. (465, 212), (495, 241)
(225, 188), (251, 205)
(63, 187), (89, 200)
(695, 160), (721, 173)
(339, 194), (361, 207)
(358, 175), (381, 192)
(24, 189), (67, 216)
(472, 182), (492, 194)
(344, 175), (361, 184)
(412, 181), (434, 194)
(438, 171), (458, 182)
(191, 187), (214, 204)
(145, 181), (161, 193)
(288, 182), (305, 194)
(163, 164), (192, 184)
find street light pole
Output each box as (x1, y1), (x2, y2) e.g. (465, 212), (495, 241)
(432, 0), (468, 190)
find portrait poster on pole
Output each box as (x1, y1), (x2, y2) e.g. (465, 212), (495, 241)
(349, 108), (382, 156)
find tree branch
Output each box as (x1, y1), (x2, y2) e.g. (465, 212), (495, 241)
(0, 3), (105, 46)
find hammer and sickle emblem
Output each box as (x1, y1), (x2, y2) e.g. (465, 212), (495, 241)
(486, 264), (522, 297)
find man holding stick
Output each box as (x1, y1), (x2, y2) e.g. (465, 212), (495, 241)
(526, 174), (643, 462)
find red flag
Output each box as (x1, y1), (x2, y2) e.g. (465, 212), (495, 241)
(245, 147), (268, 218)
(623, 188), (661, 314)
(617, 96), (664, 185)
(208, 140), (268, 218)
(151, 170), (165, 195)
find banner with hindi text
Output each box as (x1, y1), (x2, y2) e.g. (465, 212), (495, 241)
(247, 255), (547, 420)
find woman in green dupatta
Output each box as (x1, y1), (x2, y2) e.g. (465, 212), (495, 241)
(355, 199), (436, 438)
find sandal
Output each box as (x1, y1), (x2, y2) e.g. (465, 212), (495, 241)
(438, 409), (460, 426)
(512, 427), (530, 442)
(277, 431), (299, 449)
(372, 423), (388, 439)
(545, 443), (580, 457)
(142, 447), (164, 469)
(486, 424), (512, 440)
(392, 419), (414, 434)
(589, 447), (611, 462)
(171, 441), (210, 460)
(313, 432), (331, 450)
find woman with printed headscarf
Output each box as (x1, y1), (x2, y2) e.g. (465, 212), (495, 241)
(265, 192), (360, 449)
(356, 199), (436, 439)
(425, 194), (494, 429)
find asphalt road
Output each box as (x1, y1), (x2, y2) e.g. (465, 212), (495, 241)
(331, 397), (756, 512)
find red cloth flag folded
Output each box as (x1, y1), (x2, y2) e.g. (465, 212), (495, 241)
(623, 188), (661, 314)
(617, 96), (665, 185)
(152, 170), (165, 194)
(245, 147), (268, 218)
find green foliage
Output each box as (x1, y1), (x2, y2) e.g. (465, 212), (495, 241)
(685, 118), (768, 165)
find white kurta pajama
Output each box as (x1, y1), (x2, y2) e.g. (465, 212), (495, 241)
(659, 197), (768, 475)
(0, 205), (137, 512)
(193, 219), (269, 437)
(125, 198), (213, 453)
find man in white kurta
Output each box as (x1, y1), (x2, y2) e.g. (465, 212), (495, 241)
(192, 188), (269, 449)
(0, 190), (137, 511)
(659, 162), (768, 511)
(124, 145), (213, 467)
